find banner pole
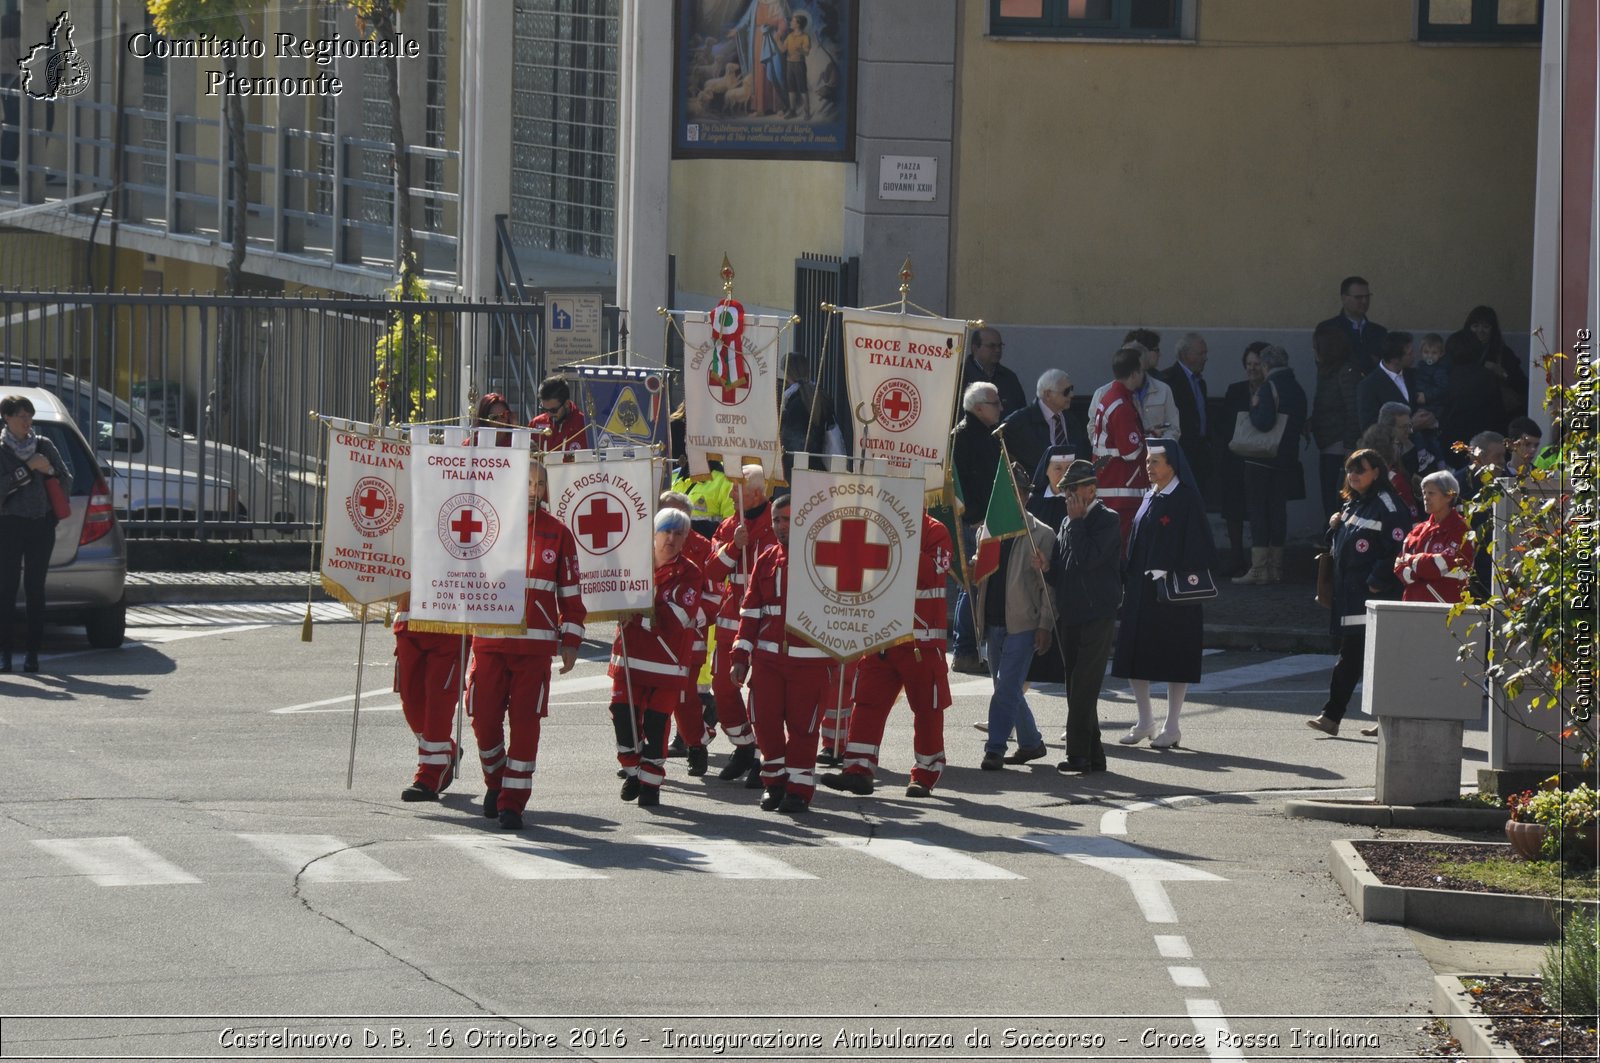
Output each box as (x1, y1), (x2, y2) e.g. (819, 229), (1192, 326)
(453, 631), (469, 769)
(346, 604), (369, 789)
(620, 620), (642, 765)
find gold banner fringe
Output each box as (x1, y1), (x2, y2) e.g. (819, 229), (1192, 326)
(401, 620), (528, 637)
(319, 577), (403, 621)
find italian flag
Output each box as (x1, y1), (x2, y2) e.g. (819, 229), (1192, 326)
(931, 461), (970, 591)
(971, 450), (1027, 584)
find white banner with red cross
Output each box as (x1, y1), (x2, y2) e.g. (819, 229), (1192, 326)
(785, 462), (923, 661)
(841, 308), (967, 493)
(545, 452), (657, 622)
(681, 298), (786, 483)
(404, 426), (532, 635)
(319, 418), (412, 613)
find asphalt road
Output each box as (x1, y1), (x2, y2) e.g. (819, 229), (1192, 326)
(0, 605), (1489, 1061)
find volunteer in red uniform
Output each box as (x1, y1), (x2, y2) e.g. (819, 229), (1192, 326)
(1090, 346), (1150, 547)
(528, 376), (589, 453)
(1395, 469), (1474, 604)
(395, 591), (465, 803)
(708, 465), (776, 785)
(468, 460), (586, 830)
(728, 494), (839, 813)
(661, 491), (718, 776)
(821, 512), (954, 799)
(610, 508), (706, 807)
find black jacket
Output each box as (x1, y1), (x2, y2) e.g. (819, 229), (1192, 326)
(1000, 401), (1087, 482)
(1316, 314), (1389, 377)
(952, 411), (1001, 525)
(1356, 365), (1417, 432)
(1050, 499), (1122, 624)
(960, 356), (1027, 419)
(1327, 485), (1411, 635)
(1159, 363), (1213, 487)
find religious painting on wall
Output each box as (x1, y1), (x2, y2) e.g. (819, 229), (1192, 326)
(671, 0), (857, 161)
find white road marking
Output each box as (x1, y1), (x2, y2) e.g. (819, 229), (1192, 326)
(433, 835), (607, 880)
(1168, 965), (1210, 988)
(272, 689), (397, 715)
(32, 837), (200, 887)
(1130, 879), (1177, 923)
(634, 834), (816, 880)
(1154, 934), (1192, 958)
(270, 671), (616, 715)
(825, 836), (1023, 880)
(1022, 833), (1224, 924)
(1099, 810), (1129, 835)
(235, 834), (406, 883)
(1185, 999), (1246, 1061)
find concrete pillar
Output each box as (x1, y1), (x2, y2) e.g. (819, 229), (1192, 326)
(615, 0), (672, 367)
(456, 0), (513, 303)
(843, 0), (957, 312)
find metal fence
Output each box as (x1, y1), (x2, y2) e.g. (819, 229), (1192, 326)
(0, 291), (555, 540)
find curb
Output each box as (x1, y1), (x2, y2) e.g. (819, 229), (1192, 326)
(127, 583), (330, 606)
(1286, 798), (1508, 831)
(1329, 839), (1594, 941)
(1431, 974), (1526, 1062)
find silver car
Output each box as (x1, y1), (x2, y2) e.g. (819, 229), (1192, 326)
(5, 387), (128, 648)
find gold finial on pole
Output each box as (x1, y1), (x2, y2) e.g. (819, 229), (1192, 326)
(898, 256), (914, 312)
(720, 254), (735, 298)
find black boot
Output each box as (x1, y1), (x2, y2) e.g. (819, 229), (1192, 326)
(759, 785), (786, 811)
(686, 745), (709, 777)
(637, 786), (660, 808)
(0, 650), (11, 673)
(401, 782), (439, 802)
(620, 775), (641, 801)
(22, 651), (38, 673)
(667, 734), (688, 758)
(482, 789), (500, 818)
(497, 807), (523, 830)
(744, 764), (765, 789)
(717, 743), (756, 781)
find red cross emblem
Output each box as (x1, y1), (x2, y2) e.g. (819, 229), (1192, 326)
(357, 488), (386, 518)
(345, 476), (402, 537)
(436, 493), (500, 561)
(576, 492), (630, 556)
(814, 517), (893, 594)
(872, 378), (921, 433)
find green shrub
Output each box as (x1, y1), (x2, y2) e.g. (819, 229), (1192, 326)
(1541, 908), (1600, 1018)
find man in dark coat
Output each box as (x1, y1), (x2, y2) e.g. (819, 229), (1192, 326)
(1356, 331), (1417, 432)
(960, 326), (1027, 417)
(1159, 332), (1213, 500)
(950, 381), (1003, 674)
(1049, 460), (1122, 773)
(1316, 275), (1389, 377)
(999, 367), (1087, 479)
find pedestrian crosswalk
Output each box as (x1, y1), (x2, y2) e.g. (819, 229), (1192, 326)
(25, 830), (1072, 888)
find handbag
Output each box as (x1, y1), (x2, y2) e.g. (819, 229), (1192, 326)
(1315, 552), (1335, 609)
(1228, 382), (1288, 460)
(43, 475), (71, 520)
(1157, 568), (1217, 604)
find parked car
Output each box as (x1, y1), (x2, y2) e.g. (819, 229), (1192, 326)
(130, 379), (195, 435)
(0, 364), (293, 534)
(104, 463), (238, 537)
(3, 387), (127, 648)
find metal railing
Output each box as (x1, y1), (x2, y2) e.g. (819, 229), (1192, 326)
(0, 290), (541, 540)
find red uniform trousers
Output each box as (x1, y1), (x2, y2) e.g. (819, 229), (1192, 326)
(841, 642), (951, 790)
(748, 654), (837, 801)
(818, 659), (860, 756)
(468, 650), (553, 814)
(610, 676), (680, 793)
(712, 623), (756, 748)
(395, 629), (463, 791)
(672, 640), (714, 748)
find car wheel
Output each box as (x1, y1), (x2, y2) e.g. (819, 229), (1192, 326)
(85, 596), (127, 649)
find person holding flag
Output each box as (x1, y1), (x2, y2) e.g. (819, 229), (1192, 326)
(1090, 346), (1151, 546)
(707, 465), (776, 785)
(971, 459), (1058, 771)
(467, 460), (586, 830)
(609, 508), (707, 807)
(529, 376), (590, 453)
(820, 510), (955, 799)
(728, 494), (838, 813)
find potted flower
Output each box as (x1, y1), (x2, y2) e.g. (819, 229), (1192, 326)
(1505, 778), (1599, 866)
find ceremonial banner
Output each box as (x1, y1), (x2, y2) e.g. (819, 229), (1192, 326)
(842, 308), (966, 492)
(320, 418), (412, 613)
(680, 300), (785, 482)
(546, 452), (657, 621)
(786, 462), (922, 660)
(405, 427), (532, 634)
(577, 366), (667, 450)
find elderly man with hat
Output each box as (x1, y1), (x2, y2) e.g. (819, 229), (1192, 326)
(1048, 459), (1123, 773)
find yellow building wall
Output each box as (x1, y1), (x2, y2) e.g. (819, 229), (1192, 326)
(952, 0), (1541, 330)
(668, 160), (846, 307)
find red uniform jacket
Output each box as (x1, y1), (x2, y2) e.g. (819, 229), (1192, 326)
(472, 508), (587, 655)
(1091, 380), (1149, 503)
(609, 554), (707, 685)
(529, 406), (589, 452)
(1396, 509), (1474, 603)
(729, 541), (829, 666)
(915, 514), (954, 649)
(682, 529), (719, 656)
(709, 503), (776, 632)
